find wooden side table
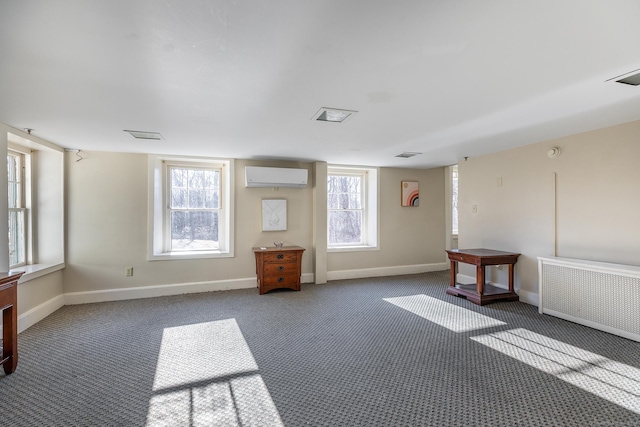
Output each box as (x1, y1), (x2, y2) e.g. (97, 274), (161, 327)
(253, 246), (305, 295)
(446, 249), (520, 305)
(1, 272), (25, 374)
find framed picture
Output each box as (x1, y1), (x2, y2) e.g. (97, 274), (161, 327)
(401, 181), (419, 207)
(262, 199), (287, 231)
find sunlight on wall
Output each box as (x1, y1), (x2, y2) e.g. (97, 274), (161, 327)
(384, 294), (506, 332)
(472, 328), (640, 414)
(146, 319), (284, 426)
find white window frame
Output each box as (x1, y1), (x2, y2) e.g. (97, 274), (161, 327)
(7, 149), (29, 268)
(452, 164), (459, 236)
(148, 155), (234, 260)
(4, 128), (65, 282)
(327, 165), (378, 252)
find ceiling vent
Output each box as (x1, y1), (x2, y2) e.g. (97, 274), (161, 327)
(610, 69), (640, 86)
(395, 152), (422, 158)
(312, 108), (357, 123)
(124, 130), (163, 140)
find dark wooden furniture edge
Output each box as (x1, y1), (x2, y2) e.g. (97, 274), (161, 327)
(1, 271), (25, 375)
(446, 249), (520, 306)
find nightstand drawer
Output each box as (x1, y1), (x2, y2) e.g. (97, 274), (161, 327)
(264, 263), (298, 275)
(262, 273), (298, 286)
(262, 252), (298, 263)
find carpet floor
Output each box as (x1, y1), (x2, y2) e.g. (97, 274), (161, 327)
(1, 271), (639, 426)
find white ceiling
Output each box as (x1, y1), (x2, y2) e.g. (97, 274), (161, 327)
(1, 0), (640, 168)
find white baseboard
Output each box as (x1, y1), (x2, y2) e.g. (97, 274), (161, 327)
(64, 277), (260, 305)
(456, 273), (477, 285)
(456, 273), (539, 307)
(11, 275), (317, 334)
(17, 294), (65, 334)
(327, 262), (449, 281)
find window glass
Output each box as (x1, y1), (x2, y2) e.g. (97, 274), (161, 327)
(168, 166), (221, 252)
(452, 165), (459, 235)
(7, 152), (26, 267)
(327, 167), (377, 248)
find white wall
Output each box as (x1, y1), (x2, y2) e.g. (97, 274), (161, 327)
(458, 119), (640, 304)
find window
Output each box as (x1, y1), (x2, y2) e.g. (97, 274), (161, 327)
(167, 165), (220, 252)
(327, 166), (378, 250)
(149, 156), (234, 260)
(452, 164), (459, 235)
(7, 150), (26, 267)
(3, 129), (64, 280)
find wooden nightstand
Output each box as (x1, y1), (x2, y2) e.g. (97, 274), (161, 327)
(253, 246), (305, 294)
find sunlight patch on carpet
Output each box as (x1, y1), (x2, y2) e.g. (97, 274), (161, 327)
(147, 319), (284, 426)
(384, 294), (506, 332)
(152, 319), (258, 390)
(472, 328), (640, 414)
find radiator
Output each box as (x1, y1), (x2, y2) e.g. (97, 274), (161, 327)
(538, 256), (640, 342)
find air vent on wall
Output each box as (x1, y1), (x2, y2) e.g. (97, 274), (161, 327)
(245, 166), (308, 188)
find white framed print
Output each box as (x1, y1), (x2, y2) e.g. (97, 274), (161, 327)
(262, 199), (287, 231)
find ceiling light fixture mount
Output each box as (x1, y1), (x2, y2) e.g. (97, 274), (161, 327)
(395, 152), (422, 158)
(608, 68), (640, 86)
(124, 130), (163, 140)
(312, 107), (358, 123)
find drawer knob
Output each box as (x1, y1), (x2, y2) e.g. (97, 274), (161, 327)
(277, 254), (284, 259)
(277, 277), (284, 282)
(277, 266), (284, 271)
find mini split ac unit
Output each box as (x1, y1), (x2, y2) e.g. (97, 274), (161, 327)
(245, 166), (308, 188)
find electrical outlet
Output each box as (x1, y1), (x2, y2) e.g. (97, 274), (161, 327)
(125, 267), (134, 277)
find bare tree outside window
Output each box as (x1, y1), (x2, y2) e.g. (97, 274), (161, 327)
(7, 152), (25, 267)
(452, 165), (459, 235)
(328, 174), (364, 245)
(169, 166), (220, 251)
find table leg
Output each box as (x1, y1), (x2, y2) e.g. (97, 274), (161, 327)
(449, 260), (456, 287)
(508, 263), (515, 292)
(2, 304), (18, 374)
(476, 265), (485, 296)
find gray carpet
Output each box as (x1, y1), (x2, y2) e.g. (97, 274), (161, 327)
(1, 271), (639, 426)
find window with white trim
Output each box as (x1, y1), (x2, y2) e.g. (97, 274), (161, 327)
(7, 150), (27, 267)
(327, 166), (378, 250)
(452, 164), (459, 235)
(166, 164), (221, 251)
(149, 156), (234, 260)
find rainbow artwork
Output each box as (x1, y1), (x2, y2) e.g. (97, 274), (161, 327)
(401, 181), (419, 207)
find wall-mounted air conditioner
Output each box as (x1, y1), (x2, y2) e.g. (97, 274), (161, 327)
(245, 166), (308, 188)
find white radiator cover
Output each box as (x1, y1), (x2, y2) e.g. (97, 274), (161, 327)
(538, 256), (640, 342)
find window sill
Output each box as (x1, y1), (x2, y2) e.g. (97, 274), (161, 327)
(148, 251), (234, 261)
(328, 245), (379, 253)
(10, 262), (65, 283)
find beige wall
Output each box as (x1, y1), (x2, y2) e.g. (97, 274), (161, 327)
(328, 167), (446, 272)
(458, 119), (640, 302)
(63, 151), (446, 294)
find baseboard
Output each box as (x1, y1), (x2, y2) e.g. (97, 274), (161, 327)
(16, 294), (65, 334)
(64, 277), (259, 305)
(456, 273), (539, 307)
(11, 275), (318, 333)
(327, 262), (449, 281)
